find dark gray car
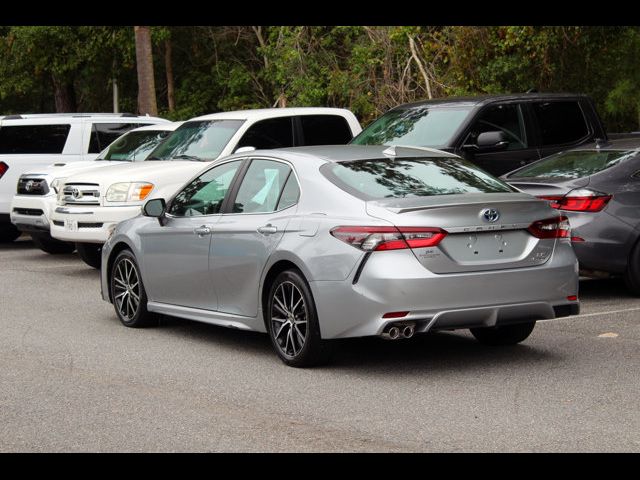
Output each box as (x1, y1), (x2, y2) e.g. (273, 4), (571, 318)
(502, 139), (640, 294)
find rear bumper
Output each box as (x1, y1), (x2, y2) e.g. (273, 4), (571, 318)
(50, 204), (142, 243)
(310, 241), (579, 339)
(9, 195), (56, 233)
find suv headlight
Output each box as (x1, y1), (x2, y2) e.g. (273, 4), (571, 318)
(51, 177), (66, 194)
(105, 182), (154, 203)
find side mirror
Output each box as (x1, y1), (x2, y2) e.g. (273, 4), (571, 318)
(143, 198), (166, 224)
(234, 146), (256, 154)
(476, 131), (509, 151)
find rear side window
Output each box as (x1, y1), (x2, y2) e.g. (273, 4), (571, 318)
(231, 159), (292, 213)
(509, 150), (636, 180)
(89, 123), (149, 153)
(321, 157), (513, 200)
(532, 102), (589, 146)
(0, 124), (71, 154)
(236, 117), (294, 150)
(299, 115), (353, 145)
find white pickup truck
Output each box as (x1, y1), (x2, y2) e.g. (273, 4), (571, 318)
(0, 113), (169, 242)
(10, 123), (179, 255)
(50, 107), (362, 268)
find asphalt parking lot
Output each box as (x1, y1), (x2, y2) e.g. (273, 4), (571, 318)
(1, 236), (639, 452)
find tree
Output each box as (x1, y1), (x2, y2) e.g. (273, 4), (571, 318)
(134, 26), (158, 116)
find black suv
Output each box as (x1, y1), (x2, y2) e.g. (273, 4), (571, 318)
(351, 93), (608, 176)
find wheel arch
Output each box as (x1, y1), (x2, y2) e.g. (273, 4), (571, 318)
(260, 255), (311, 331)
(105, 240), (136, 302)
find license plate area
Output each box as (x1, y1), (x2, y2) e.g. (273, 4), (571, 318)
(64, 219), (78, 232)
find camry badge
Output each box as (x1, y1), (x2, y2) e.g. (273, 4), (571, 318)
(481, 208), (500, 223)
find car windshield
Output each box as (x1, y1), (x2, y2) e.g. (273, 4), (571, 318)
(509, 150), (637, 179)
(350, 106), (473, 148)
(321, 157), (514, 200)
(146, 120), (244, 161)
(96, 130), (172, 161)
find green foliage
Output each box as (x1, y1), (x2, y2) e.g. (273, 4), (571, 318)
(2, 26), (640, 131)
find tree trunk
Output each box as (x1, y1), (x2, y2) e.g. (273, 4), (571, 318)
(164, 38), (175, 112)
(52, 75), (77, 113)
(134, 26), (158, 116)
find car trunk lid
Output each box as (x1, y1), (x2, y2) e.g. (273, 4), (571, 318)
(366, 193), (560, 273)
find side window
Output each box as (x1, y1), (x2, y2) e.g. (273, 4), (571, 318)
(532, 101), (589, 146)
(465, 104), (527, 151)
(0, 124), (71, 154)
(168, 160), (241, 217)
(89, 123), (148, 153)
(276, 172), (300, 210)
(236, 118), (294, 150)
(231, 159), (292, 214)
(299, 115), (353, 145)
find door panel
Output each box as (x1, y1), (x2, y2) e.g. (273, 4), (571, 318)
(210, 213), (291, 317)
(210, 158), (298, 317)
(459, 102), (540, 176)
(138, 159), (244, 310)
(139, 216), (218, 309)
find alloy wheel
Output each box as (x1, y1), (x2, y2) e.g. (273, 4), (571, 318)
(271, 281), (308, 357)
(113, 258), (141, 321)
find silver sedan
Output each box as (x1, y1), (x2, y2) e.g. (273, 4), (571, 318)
(100, 146), (580, 367)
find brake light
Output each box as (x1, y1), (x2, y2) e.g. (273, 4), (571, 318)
(330, 226), (447, 251)
(538, 189), (612, 212)
(528, 216), (571, 239)
(0, 161), (8, 179)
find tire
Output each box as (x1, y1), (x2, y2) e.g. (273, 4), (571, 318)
(76, 242), (102, 269)
(266, 269), (332, 367)
(109, 249), (157, 328)
(31, 232), (75, 254)
(470, 321), (536, 346)
(0, 223), (21, 243)
(624, 239), (640, 296)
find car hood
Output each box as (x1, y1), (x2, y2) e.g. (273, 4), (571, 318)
(64, 161), (208, 187)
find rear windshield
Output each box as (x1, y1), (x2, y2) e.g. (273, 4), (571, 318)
(98, 130), (172, 161)
(509, 150), (635, 180)
(320, 157), (513, 200)
(147, 119), (244, 161)
(350, 106), (472, 148)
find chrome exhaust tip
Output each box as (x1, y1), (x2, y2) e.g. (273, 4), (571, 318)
(388, 326), (400, 340)
(402, 325), (414, 338)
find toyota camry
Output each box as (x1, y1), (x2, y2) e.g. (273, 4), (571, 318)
(100, 145), (579, 367)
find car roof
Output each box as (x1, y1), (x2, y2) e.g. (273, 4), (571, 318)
(392, 92), (589, 110)
(189, 107), (354, 122)
(129, 122), (183, 133)
(234, 145), (459, 164)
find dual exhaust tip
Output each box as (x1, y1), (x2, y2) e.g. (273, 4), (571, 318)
(382, 323), (415, 340)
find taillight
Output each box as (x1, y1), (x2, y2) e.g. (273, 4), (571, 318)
(528, 216), (571, 239)
(0, 161), (8, 179)
(330, 226), (447, 251)
(538, 189), (612, 212)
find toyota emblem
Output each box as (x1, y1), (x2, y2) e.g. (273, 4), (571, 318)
(481, 208), (500, 223)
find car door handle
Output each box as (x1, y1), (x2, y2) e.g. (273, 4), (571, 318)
(194, 225), (211, 237)
(257, 224), (277, 235)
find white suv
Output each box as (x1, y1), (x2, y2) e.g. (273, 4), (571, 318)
(50, 107), (362, 268)
(10, 123), (179, 255)
(0, 113), (169, 242)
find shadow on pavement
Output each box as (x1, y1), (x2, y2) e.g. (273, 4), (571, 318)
(154, 314), (560, 373)
(578, 277), (636, 300)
